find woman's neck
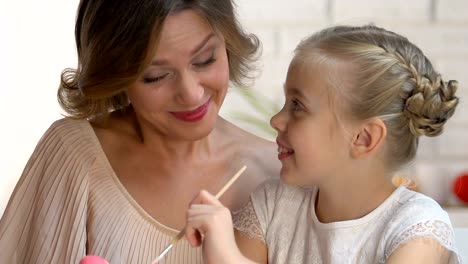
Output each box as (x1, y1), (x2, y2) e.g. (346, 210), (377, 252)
(314, 165), (396, 223)
(119, 108), (218, 163)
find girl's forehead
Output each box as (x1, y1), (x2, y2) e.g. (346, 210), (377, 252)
(289, 54), (355, 89)
(286, 58), (329, 92)
(283, 61), (329, 107)
(285, 54), (356, 112)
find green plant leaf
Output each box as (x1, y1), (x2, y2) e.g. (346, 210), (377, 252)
(230, 111), (277, 137)
(229, 89), (282, 138)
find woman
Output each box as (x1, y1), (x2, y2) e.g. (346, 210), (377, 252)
(0, 1), (279, 263)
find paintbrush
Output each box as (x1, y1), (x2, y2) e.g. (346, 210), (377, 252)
(151, 165), (247, 264)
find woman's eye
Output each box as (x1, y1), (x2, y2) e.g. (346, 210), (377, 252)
(194, 56), (216, 67)
(143, 73), (169, 84)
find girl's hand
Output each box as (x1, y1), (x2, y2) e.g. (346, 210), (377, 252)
(185, 190), (249, 264)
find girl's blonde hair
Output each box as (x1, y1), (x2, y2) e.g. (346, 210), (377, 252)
(295, 25), (459, 170)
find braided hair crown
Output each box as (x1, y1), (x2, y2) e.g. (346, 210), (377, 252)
(374, 45), (459, 137)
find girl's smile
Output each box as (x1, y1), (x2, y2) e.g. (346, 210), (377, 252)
(276, 139), (295, 160)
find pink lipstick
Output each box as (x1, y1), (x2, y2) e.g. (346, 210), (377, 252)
(170, 98), (210, 122)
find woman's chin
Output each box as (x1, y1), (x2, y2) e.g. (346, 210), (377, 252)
(181, 126), (215, 141)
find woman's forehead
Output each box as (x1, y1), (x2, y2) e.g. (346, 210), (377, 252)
(149, 10), (222, 62)
(159, 10), (216, 46)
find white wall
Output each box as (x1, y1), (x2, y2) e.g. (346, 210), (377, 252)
(0, 0), (78, 215)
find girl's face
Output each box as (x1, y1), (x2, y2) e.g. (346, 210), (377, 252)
(270, 58), (353, 186)
(127, 10), (229, 140)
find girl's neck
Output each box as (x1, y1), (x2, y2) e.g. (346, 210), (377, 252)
(314, 169), (396, 223)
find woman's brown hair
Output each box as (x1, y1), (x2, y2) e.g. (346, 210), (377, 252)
(58, 0), (260, 121)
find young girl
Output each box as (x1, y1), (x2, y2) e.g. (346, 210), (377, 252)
(184, 25), (461, 263)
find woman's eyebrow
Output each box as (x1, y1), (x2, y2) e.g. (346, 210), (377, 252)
(151, 33), (216, 66)
(189, 33), (216, 55)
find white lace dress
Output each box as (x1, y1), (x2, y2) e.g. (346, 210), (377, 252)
(233, 179), (461, 264)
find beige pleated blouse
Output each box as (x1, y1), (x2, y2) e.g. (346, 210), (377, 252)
(0, 118), (202, 264)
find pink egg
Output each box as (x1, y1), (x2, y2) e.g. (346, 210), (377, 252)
(79, 255), (109, 264)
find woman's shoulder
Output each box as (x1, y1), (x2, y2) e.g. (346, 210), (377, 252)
(45, 117), (97, 148)
(5, 118), (98, 208)
(216, 117), (280, 180)
(48, 117), (91, 135)
(35, 118), (100, 165)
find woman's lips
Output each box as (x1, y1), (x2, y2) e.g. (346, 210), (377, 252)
(170, 99), (211, 122)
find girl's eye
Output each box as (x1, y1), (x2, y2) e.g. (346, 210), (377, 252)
(143, 73), (169, 84)
(193, 56), (216, 67)
(291, 99), (303, 112)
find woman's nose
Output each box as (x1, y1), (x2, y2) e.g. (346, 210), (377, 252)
(176, 71), (204, 106)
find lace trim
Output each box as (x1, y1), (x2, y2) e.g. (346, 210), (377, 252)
(387, 220), (458, 259)
(232, 199), (265, 243)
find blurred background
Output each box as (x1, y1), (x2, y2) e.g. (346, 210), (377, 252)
(0, 0), (467, 233)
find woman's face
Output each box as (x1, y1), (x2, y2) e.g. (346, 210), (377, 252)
(127, 10), (230, 140)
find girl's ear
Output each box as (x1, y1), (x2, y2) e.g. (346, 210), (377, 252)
(351, 118), (387, 159)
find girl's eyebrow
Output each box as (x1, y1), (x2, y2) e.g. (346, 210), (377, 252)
(285, 85), (308, 99)
(151, 33), (216, 66)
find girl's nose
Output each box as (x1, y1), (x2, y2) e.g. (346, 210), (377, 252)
(270, 108), (287, 133)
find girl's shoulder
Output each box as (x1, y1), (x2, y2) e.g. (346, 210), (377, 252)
(235, 179), (314, 242)
(383, 187), (459, 261)
(249, 179), (315, 221)
(251, 179), (313, 202)
(390, 187), (451, 224)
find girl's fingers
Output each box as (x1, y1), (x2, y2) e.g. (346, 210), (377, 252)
(189, 190), (224, 207)
(186, 210), (227, 237)
(186, 214), (210, 234)
(187, 208), (232, 233)
(199, 190), (224, 206)
(185, 209), (216, 247)
(187, 206), (231, 224)
(185, 190), (231, 249)
(185, 223), (202, 247)
(187, 205), (221, 217)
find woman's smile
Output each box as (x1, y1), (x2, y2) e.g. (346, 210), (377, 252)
(170, 97), (211, 122)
